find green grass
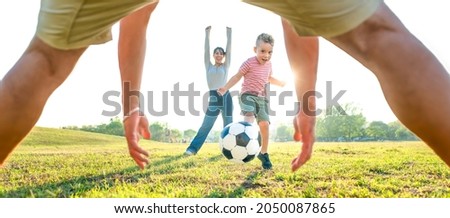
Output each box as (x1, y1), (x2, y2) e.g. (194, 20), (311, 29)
(1, 127), (449, 198)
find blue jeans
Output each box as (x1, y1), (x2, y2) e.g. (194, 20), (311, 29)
(186, 90), (233, 154)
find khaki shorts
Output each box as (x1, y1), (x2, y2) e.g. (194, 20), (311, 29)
(242, 0), (383, 37)
(37, 0), (157, 50)
(239, 93), (270, 123)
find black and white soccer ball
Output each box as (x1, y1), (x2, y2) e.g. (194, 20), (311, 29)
(219, 121), (261, 163)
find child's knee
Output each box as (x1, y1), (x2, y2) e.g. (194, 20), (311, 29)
(258, 120), (270, 128)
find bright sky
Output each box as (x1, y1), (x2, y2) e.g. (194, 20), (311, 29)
(1, 0), (449, 131)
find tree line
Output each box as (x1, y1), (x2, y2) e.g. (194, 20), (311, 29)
(63, 117), (199, 143)
(63, 104), (418, 143)
(317, 104), (417, 142)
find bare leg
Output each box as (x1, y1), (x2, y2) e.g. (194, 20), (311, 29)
(0, 37), (85, 165)
(243, 113), (270, 153)
(258, 120), (270, 154)
(243, 112), (256, 124)
(328, 3), (450, 166)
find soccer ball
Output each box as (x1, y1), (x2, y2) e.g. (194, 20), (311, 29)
(219, 121), (261, 163)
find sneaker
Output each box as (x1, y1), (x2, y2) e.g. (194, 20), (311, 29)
(257, 153), (273, 170)
(184, 150), (196, 156)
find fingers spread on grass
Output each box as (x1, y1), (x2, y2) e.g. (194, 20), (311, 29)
(129, 145), (149, 170)
(291, 152), (308, 172)
(291, 156), (303, 172)
(291, 142), (313, 172)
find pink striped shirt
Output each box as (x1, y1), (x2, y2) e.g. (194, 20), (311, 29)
(239, 56), (272, 96)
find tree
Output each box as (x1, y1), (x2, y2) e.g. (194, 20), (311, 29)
(75, 117), (125, 136)
(274, 123), (293, 142)
(168, 128), (182, 143)
(366, 121), (390, 140)
(316, 115), (340, 141)
(206, 130), (221, 143)
(183, 129), (197, 142)
(316, 103), (366, 141)
(388, 121), (419, 141)
(149, 122), (166, 142)
(105, 117), (125, 136)
(149, 123), (185, 143)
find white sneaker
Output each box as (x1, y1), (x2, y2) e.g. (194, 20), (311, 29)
(184, 150), (195, 156)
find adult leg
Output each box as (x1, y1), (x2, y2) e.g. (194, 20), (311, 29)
(186, 106), (220, 154)
(0, 37), (86, 165)
(221, 92), (234, 127)
(221, 112), (233, 127)
(327, 2), (450, 166)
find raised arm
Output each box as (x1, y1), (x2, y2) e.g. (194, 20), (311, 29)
(118, 3), (158, 170)
(224, 27), (232, 69)
(204, 26), (212, 70)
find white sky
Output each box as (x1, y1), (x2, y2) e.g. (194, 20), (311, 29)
(1, 0), (449, 131)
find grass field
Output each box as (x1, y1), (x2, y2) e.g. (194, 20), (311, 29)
(1, 127), (449, 198)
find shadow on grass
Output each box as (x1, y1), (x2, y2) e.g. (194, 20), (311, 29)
(205, 169), (272, 198)
(0, 166), (142, 197)
(148, 154), (223, 176)
(1, 154), (265, 198)
(0, 154), (195, 198)
(207, 154), (224, 163)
